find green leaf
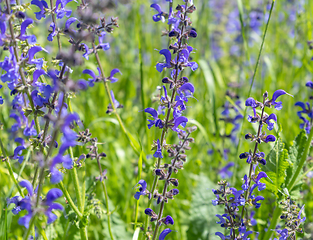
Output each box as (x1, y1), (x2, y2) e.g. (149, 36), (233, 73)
(286, 131), (307, 187)
(261, 138), (289, 197)
(186, 174), (223, 240)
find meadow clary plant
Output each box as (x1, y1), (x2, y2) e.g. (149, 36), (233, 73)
(134, 0), (198, 239)
(0, 0), (121, 239)
(212, 90), (290, 239)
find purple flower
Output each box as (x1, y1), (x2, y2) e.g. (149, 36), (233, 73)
(306, 81), (313, 89)
(13, 138), (26, 164)
(265, 113), (277, 131)
(144, 107), (163, 129)
(107, 90), (123, 113)
(264, 134), (276, 143)
(219, 162), (234, 178)
(23, 120), (37, 137)
(163, 215), (174, 225)
(17, 19), (34, 41)
(31, 0), (48, 20)
(298, 205), (306, 223)
(64, 17), (78, 31)
(276, 228), (288, 240)
(8, 181), (63, 228)
(150, 4), (164, 22)
(172, 116), (188, 132)
(245, 97), (258, 108)
(144, 208), (155, 216)
(107, 69), (121, 83)
(55, 0), (72, 19)
(159, 228), (172, 240)
(268, 90), (291, 110)
(153, 139), (163, 158)
(47, 22), (57, 41)
(134, 180), (148, 200)
(98, 32), (110, 51)
(83, 68), (101, 87)
(50, 154), (73, 184)
(253, 171), (267, 191)
(156, 49), (173, 72)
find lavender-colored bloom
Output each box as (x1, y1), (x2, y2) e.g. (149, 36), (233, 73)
(150, 4), (164, 22)
(172, 116), (188, 132)
(156, 49), (172, 72)
(107, 69), (121, 83)
(153, 139), (163, 158)
(31, 0), (48, 20)
(254, 172), (267, 191)
(17, 19), (33, 41)
(276, 228), (288, 240)
(159, 228), (172, 240)
(144, 208), (155, 216)
(8, 181), (63, 228)
(219, 162), (234, 178)
(47, 22), (57, 41)
(23, 120), (37, 136)
(107, 90), (122, 113)
(163, 215), (174, 225)
(298, 205), (306, 223)
(64, 17), (78, 31)
(55, 0), (72, 19)
(245, 97), (258, 108)
(98, 32), (110, 51)
(265, 113), (277, 131)
(145, 107), (163, 129)
(306, 81), (313, 89)
(264, 134), (276, 143)
(269, 90), (290, 110)
(242, 175), (249, 191)
(13, 138), (26, 164)
(83, 68), (100, 87)
(134, 179), (147, 200)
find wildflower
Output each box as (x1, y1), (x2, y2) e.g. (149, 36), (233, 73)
(145, 107), (164, 129)
(7, 180), (63, 228)
(159, 228), (172, 240)
(134, 180), (149, 200)
(150, 4), (165, 22)
(153, 139), (163, 158)
(31, 0), (48, 20)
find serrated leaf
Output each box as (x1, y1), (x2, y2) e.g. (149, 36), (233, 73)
(261, 138), (289, 197)
(286, 131), (307, 187)
(186, 174), (223, 240)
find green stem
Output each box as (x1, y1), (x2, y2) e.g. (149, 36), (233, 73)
(101, 181), (115, 240)
(287, 128), (313, 191)
(261, 205), (281, 240)
(23, 215), (36, 240)
(58, 182), (83, 219)
(0, 137), (24, 197)
(68, 147), (83, 213)
(232, 0), (276, 184)
(92, 43), (140, 156)
(80, 226), (88, 240)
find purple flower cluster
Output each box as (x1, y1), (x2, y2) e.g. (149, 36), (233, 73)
(212, 90), (290, 239)
(7, 180), (63, 228)
(0, 0), (122, 237)
(295, 81), (313, 133)
(274, 198), (306, 240)
(133, 1), (197, 239)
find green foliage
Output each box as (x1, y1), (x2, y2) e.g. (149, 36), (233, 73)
(261, 138), (289, 197)
(186, 175), (222, 240)
(286, 131), (308, 187)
